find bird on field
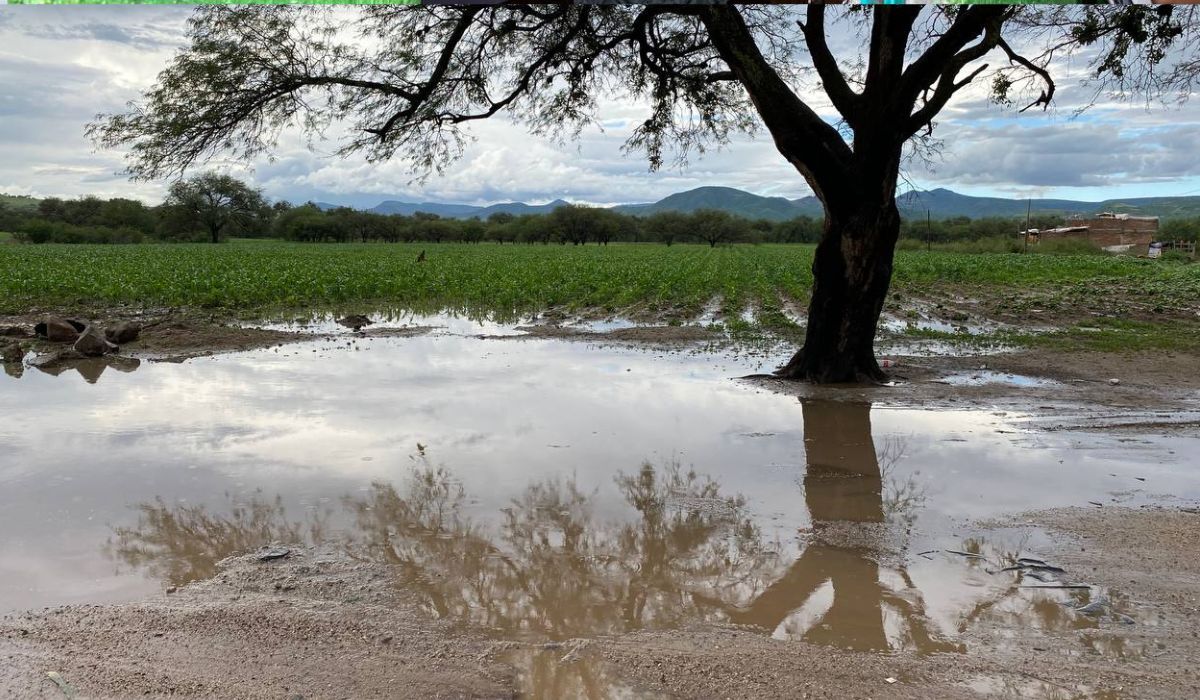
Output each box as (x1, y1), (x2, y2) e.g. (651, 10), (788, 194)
(416, 250), (426, 263)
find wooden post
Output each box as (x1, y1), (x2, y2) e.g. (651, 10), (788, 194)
(926, 209), (931, 251)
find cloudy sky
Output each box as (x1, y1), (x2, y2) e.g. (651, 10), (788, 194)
(1, 5), (1198, 208)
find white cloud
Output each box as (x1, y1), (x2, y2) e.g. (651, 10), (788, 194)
(0, 5), (1197, 207)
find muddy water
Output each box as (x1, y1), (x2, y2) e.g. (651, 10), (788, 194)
(2, 321), (1198, 659)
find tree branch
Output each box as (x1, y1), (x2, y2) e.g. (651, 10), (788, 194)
(997, 37), (1055, 112)
(366, 8), (482, 138)
(798, 6), (860, 125)
(902, 10), (1007, 138)
(699, 5), (853, 202)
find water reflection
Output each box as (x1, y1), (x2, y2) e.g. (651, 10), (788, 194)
(507, 648), (659, 700)
(714, 400), (956, 652)
(104, 402), (975, 652)
(24, 354), (142, 383)
(107, 492), (330, 587)
(345, 460), (781, 639)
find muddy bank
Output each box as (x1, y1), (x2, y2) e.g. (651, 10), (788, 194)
(1, 310), (308, 366)
(5, 507), (1200, 699)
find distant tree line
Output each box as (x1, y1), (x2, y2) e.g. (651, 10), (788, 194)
(268, 201), (814, 247)
(5, 173), (1195, 247)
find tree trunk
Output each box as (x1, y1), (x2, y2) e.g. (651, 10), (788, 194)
(776, 196), (900, 384)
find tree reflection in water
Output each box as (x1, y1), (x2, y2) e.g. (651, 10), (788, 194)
(107, 491), (331, 587)
(109, 399), (1082, 654)
(344, 460), (779, 639)
(715, 399), (956, 652)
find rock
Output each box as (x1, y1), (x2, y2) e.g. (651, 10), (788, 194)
(74, 326), (118, 357)
(1, 339), (24, 364)
(1109, 378), (1120, 386)
(257, 546), (291, 562)
(337, 315), (372, 330)
(34, 318), (86, 343)
(105, 322), (141, 345)
(0, 325), (32, 338)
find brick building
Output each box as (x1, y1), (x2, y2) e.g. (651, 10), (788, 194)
(1025, 213), (1159, 253)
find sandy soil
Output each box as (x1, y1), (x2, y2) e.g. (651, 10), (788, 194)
(3, 507), (1198, 698)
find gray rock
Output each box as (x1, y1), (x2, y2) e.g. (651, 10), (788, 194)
(105, 321), (141, 345)
(74, 326), (118, 357)
(1, 339), (24, 364)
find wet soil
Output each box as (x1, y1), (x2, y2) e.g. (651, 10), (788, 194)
(3, 506), (1198, 699)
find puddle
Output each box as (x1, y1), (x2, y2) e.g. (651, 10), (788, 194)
(2, 327), (1197, 658)
(250, 310), (531, 337)
(962, 673), (1123, 699)
(569, 317), (640, 333)
(506, 647), (659, 700)
(936, 371), (1062, 388)
(881, 314), (979, 335)
(879, 339), (1019, 358)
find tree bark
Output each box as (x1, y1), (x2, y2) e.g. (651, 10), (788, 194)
(776, 194), (901, 384)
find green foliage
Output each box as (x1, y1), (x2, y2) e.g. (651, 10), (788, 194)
(12, 221), (144, 245)
(1160, 217), (1200, 243)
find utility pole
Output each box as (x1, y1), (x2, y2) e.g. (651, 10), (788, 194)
(1023, 199), (1031, 254)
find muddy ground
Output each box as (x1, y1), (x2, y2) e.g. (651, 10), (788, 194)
(2, 506), (1198, 699)
(2, 308), (1199, 698)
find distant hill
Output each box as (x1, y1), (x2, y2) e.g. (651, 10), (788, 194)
(613, 186), (805, 220)
(894, 188), (1200, 220)
(368, 198), (571, 218)
(0, 193), (40, 211)
(323, 187), (1200, 222)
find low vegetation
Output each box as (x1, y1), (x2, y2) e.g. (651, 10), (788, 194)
(2, 242), (1197, 351)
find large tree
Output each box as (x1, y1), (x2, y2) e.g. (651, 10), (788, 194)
(91, 4), (1196, 381)
(162, 172), (267, 243)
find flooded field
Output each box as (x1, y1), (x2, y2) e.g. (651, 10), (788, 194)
(3, 315), (1198, 674)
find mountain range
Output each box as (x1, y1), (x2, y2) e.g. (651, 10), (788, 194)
(329, 186), (1200, 221)
(7, 186), (1198, 221)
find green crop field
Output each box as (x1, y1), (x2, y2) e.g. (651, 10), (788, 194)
(2, 242), (1197, 329)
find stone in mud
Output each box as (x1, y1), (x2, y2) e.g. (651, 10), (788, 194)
(0, 325), (32, 338)
(337, 315), (372, 330)
(34, 318), (86, 343)
(105, 322), (142, 345)
(257, 546), (291, 561)
(74, 326), (118, 357)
